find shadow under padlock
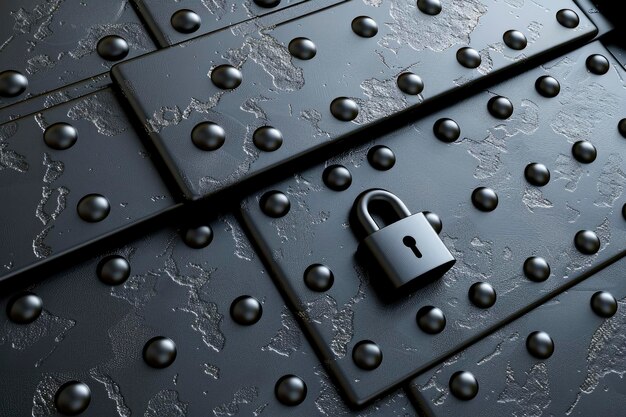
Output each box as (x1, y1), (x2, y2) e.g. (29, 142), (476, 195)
(350, 189), (456, 300)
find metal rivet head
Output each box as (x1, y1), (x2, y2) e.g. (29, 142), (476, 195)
(586, 54), (609, 75)
(288, 37), (316, 60)
(367, 145), (396, 170)
(330, 97), (359, 121)
(471, 187), (498, 212)
(572, 140), (597, 163)
(397, 72), (424, 95)
(556, 9), (579, 28)
(351, 16), (378, 38)
(44, 123), (78, 150)
(253, 126), (283, 152)
(260, 191), (290, 218)
(322, 165), (352, 191)
(423, 211), (442, 234)
(211, 65), (242, 90)
(456, 47), (481, 69)
(275, 375), (307, 406)
(416, 306), (446, 334)
(253, 0), (281, 8)
(523, 256), (550, 282)
(183, 225), (213, 249)
(468, 282), (496, 308)
(77, 194), (110, 222)
(171, 9), (201, 33)
(97, 255), (131, 285)
(526, 331), (554, 359)
(352, 340), (383, 370)
(574, 230), (600, 255)
(304, 264), (334, 292)
(192, 122), (225, 151)
(590, 291), (618, 318)
(524, 163), (550, 186)
(417, 0), (442, 15)
(449, 371), (479, 400)
(433, 118), (460, 143)
(503, 30), (527, 50)
(96, 35), (129, 61)
(487, 96), (514, 119)
(143, 336), (177, 368)
(55, 381), (91, 415)
(0, 70), (28, 97)
(535, 75), (560, 98)
(7, 292), (43, 324)
(230, 295), (263, 325)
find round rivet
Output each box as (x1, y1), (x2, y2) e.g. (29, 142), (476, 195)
(574, 230), (600, 255)
(44, 123), (78, 150)
(433, 118), (460, 143)
(487, 96), (514, 119)
(143, 336), (177, 368)
(253, 126), (283, 152)
(351, 16), (378, 38)
(367, 145), (396, 170)
(254, 0), (281, 7)
(572, 140), (596, 164)
(211, 65), (242, 90)
(524, 163), (550, 186)
(288, 38), (316, 60)
(456, 47), (481, 69)
(421, 212), (441, 235)
(449, 371), (479, 400)
(468, 282), (496, 308)
(0, 70), (28, 98)
(192, 122), (225, 151)
(352, 340), (382, 370)
(275, 375), (307, 406)
(7, 292), (43, 324)
(322, 165), (352, 191)
(330, 97), (359, 121)
(230, 296), (263, 325)
(503, 30), (527, 50)
(622, 203), (626, 221)
(304, 264), (334, 292)
(590, 291), (618, 318)
(77, 194), (110, 222)
(586, 54), (609, 75)
(55, 381), (91, 416)
(526, 331), (554, 359)
(97, 255), (130, 285)
(523, 256), (550, 282)
(556, 9), (579, 28)
(96, 35), (129, 61)
(260, 191), (290, 218)
(471, 187), (498, 212)
(171, 9), (201, 34)
(535, 75), (560, 98)
(618, 118), (626, 138)
(416, 306), (446, 334)
(397, 72), (424, 95)
(417, 0), (442, 15)
(183, 225), (213, 249)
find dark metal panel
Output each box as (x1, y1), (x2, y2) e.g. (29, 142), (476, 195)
(408, 254), (626, 417)
(112, 0), (596, 201)
(0, 0), (156, 112)
(0, 88), (174, 283)
(0, 214), (417, 416)
(240, 41), (626, 406)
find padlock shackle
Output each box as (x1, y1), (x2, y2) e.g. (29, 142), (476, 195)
(354, 189), (412, 236)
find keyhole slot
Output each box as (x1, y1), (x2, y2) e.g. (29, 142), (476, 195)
(403, 236), (422, 258)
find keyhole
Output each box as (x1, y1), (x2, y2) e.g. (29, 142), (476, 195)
(403, 236), (422, 258)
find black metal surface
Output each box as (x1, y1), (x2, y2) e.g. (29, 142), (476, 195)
(408, 254), (626, 417)
(112, 0), (595, 201)
(0, 214), (416, 416)
(240, 41), (626, 406)
(0, 0), (156, 114)
(0, 88), (174, 283)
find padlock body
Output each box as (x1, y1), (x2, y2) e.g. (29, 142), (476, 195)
(359, 213), (455, 290)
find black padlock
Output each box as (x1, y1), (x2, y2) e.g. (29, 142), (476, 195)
(353, 189), (456, 291)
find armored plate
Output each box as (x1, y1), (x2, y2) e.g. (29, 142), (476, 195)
(0, 88), (174, 283)
(240, 41), (626, 406)
(112, 0), (595, 201)
(0, 214), (416, 416)
(132, 0), (343, 47)
(408, 254), (626, 416)
(0, 0), (155, 113)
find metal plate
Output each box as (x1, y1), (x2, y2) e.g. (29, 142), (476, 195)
(0, 88), (174, 283)
(240, 41), (626, 406)
(408, 254), (626, 416)
(112, 0), (596, 201)
(131, 0), (334, 47)
(0, 214), (416, 416)
(0, 0), (156, 113)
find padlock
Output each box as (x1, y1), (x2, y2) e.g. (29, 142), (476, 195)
(353, 189), (456, 291)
